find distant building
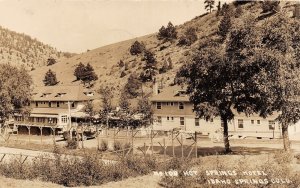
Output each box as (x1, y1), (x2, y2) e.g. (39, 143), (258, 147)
(13, 85), (96, 135)
(150, 85), (300, 139)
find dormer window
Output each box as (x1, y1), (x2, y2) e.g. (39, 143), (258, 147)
(179, 102), (184, 110)
(84, 92), (94, 96)
(175, 90), (187, 97)
(41, 93), (51, 98)
(55, 93), (66, 97)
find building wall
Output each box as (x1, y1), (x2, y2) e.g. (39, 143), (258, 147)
(30, 101), (80, 109)
(151, 100), (297, 138)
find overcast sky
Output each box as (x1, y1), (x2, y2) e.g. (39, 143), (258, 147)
(0, 0), (225, 53)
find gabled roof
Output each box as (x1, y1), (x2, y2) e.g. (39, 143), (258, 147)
(150, 85), (189, 102)
(32, 85), (96, 102)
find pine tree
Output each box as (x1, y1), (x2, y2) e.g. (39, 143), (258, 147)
(74, 62), (85, 80)
(43, 69), (59, 86)
(204, 0), (215, 13)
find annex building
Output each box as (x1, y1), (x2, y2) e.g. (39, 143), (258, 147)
(150, 85), (300, 139)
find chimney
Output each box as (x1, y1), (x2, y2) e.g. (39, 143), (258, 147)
(153, 81), (158, 95)
(295, 2), (300, 18)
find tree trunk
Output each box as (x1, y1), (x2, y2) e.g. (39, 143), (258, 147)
(281, 121), (290, 151)
(222, 117), (231, 153)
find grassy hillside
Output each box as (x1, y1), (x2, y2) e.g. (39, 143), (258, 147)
(30, 1), (297, 99)
(0, 26), (73, 69)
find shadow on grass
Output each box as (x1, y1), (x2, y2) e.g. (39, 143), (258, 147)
(153, 145), (281, 157)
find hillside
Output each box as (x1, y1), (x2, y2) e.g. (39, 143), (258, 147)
(30, 1), (298, 98)
(0, 26), (73, 70)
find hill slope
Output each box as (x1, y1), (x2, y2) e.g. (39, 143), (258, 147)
(0, 26), (73, 69)
(30, 1), (298, 98)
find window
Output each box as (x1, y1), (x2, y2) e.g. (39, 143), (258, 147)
(238, 119), (244, 129)
(48, 102), (52, 107)
(251, 120), (254, 124)
(71, 102), (75, 108)
(61, 116), (68, 124)
(157, 116), (162, 123)
(257, 120), (260, 125)
(157, 102), (162, 109)
(269, 120), (275, 130)
(180, 117), (185, 126)
(179, 102), (184, 110)
(166, 102), (169, 106)
(195, 118), (200, 126)
(35, 102), (38, 107)
(171, 117), (174, 121)
(170, 102), (174, 106)
(57, 102), (60, 107)
(167, 116), (170, 121)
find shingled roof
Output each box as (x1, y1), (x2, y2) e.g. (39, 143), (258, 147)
(150, 85), (189, 102)
(32, 85), (96, 102)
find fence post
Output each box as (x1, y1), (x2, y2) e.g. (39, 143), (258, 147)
(163, 138), (166, 163)
(181, 134), (184, 158)
(40, 126), (43, 144)
(195, 131), (197, 158)
(27, 126), (31, 143)
(131, 129), (134, 154)
(172, 130), (174, 157)
(151, 130), (153, 155)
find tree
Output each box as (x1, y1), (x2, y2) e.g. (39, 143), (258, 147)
(218, 9), (232, 41)
(124, 73), (142, 98)
(204, 0), (215, 13)
(261, 1), (280, 14)
(137, 97), (153, 125)
(140, 50), (157, 82)
(74, 62), (85, 80)
(178, 27), (198, 46)
(43, 69), (59, 86)
(0, 64), (32, 125)
(47, 57), (57, 66)
(119, 91), (130, 113)
(157, 22), (177, 42)
(81, 63), (98, 85)
(130, 41), (145, 55)
(98, 86), (114, 125)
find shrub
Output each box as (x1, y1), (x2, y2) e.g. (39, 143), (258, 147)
(157, 22), (177, 42)
(120, 71), (126, 78)
(99, 140), (108, 152)
(178, 27), (198, 46)
(118, 60), (125, 67)
(47, 57), (56, 66)
(66, 139), (78, 149)
(261, 1), (280, 13)
(113, 140), (122, 151)
(130, 41), (145, 55)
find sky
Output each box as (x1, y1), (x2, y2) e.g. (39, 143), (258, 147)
(0, 0), (224, 53)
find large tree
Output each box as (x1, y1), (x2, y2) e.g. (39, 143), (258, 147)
(0, 64), (32, 124)
(43, 69), (59, 86)
(204, 0), (215, 13)
(177, 13), (300, 152)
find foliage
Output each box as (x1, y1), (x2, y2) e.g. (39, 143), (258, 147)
(43, 69), (59, 86)
(47, 57), (57, 66)
(120, 71), (126, 78)
(0, 64), (32, 124)
(119, 91), (131, 112)
(113, 140), (123, 151)
(74, 63), (98, 85)
(65, 139), (78, 149)
(157, 22), (177, 42)
(140, 50), (157, 82)
(261, 1), (280, 14)
(99, 140), (108, 151)
(118, 60), (125, 67)
(218, 7), (232, 41)
(98, 86), (114, 114)
(130, 41), (145, 55)
(124, 73), (142, 98)
(178, 27), (198, 46)
(137, 97), (153, 125)
(204, 0), (215, 13)
(84, 100), (95, 117)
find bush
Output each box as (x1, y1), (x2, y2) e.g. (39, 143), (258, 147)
(130, 41), (145, 55)
(66, 139), (78, 149)
(157, 22), (177, 42)
(99, 140), (108, 152)
(120, 71), (126, 78)
(113, 140), (122, 151)
(261, 1), (280, 13)
(47, 57), (56, 66)
(178, 27), (198, 46)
